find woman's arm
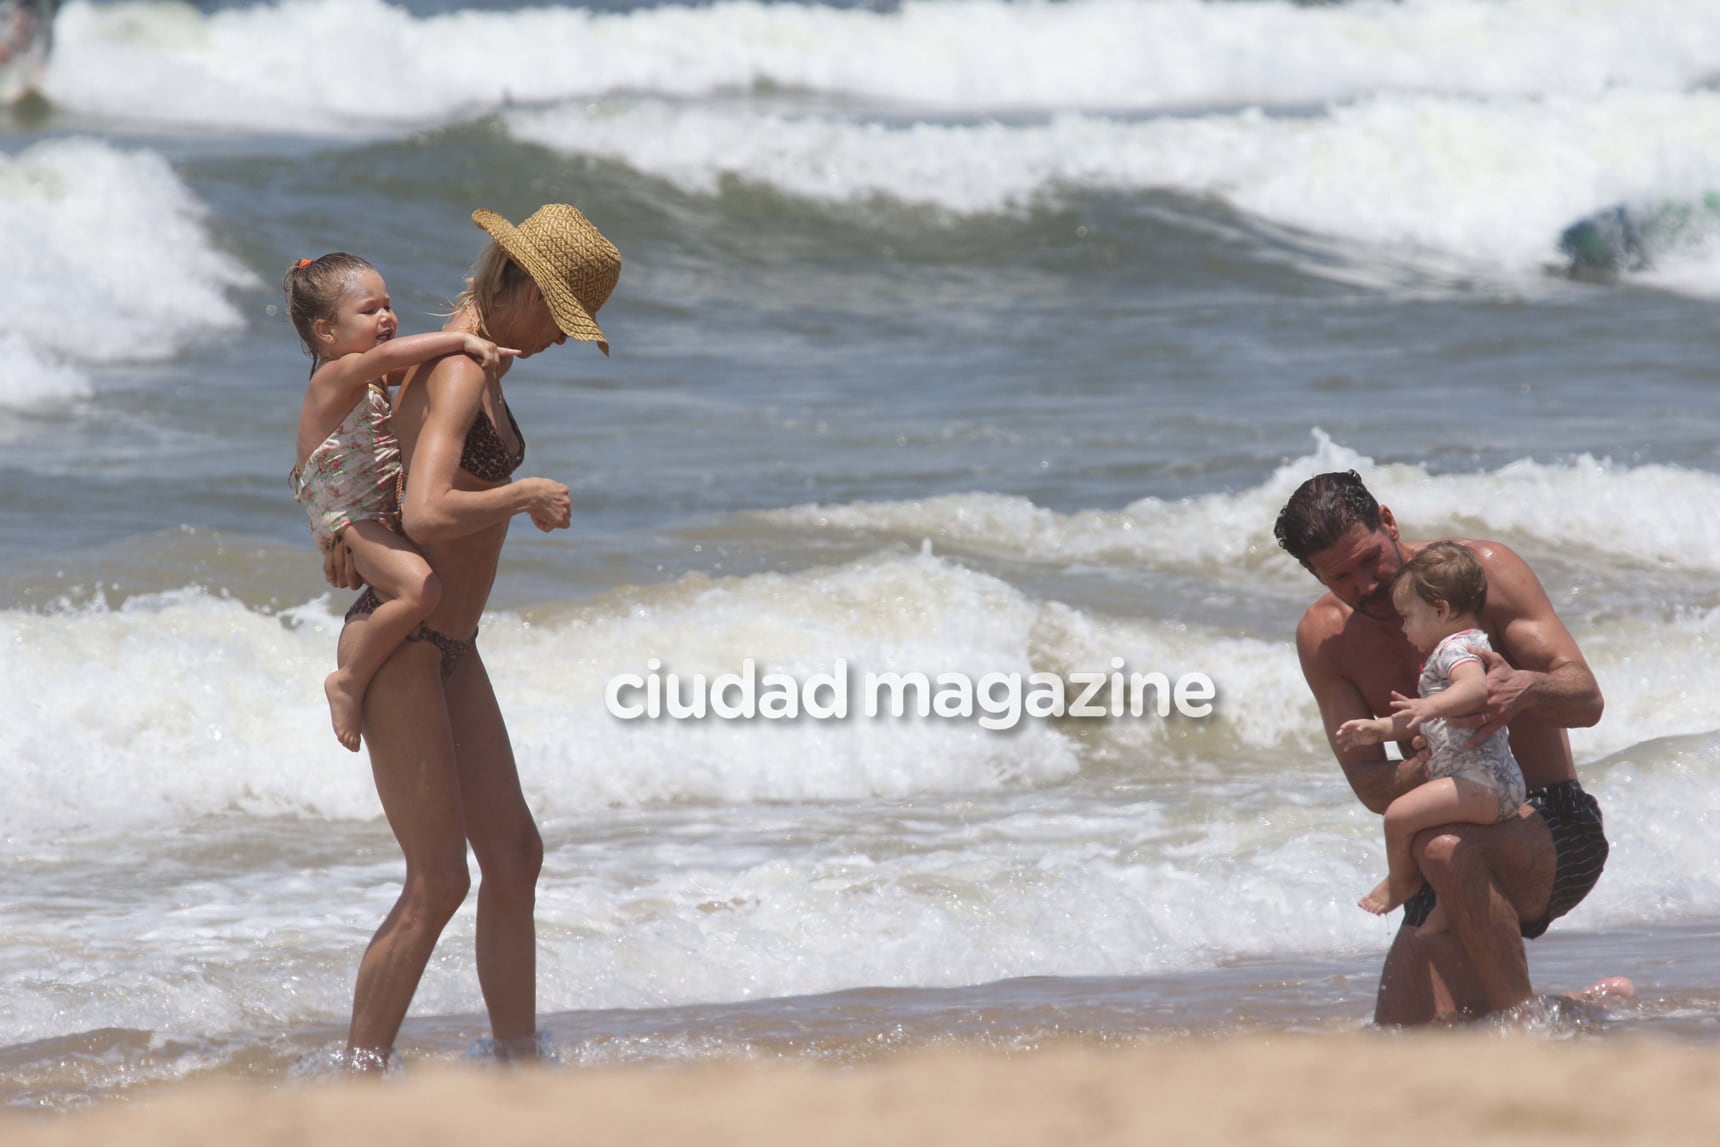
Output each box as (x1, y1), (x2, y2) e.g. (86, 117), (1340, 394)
(400, 356), (570, 544)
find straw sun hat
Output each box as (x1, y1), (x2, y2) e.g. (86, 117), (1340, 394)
(472, 204), (621, 355)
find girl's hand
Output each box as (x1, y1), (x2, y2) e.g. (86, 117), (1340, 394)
(461, 335), (522, 373)
(1388, 691), (1432, 731)
(1335, 718), (1384, 750)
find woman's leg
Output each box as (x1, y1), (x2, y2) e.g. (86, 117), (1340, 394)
(444, 648), (544, 1058)
(1360, 777), (1501, 916)
(340, 624), (472, 1067)
(324, 523), (442, 751)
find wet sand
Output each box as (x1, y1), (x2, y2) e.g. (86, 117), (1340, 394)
(6, 1032), (1719, 1147)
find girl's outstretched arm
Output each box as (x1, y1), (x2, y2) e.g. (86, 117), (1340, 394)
(313, 331), (516, 401)
(1335, 712), (1411, 752)
(297, 333), (517, 464)
(1390, 659), (1487, 729)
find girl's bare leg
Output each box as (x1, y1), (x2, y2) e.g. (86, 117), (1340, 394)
(444, 649), (544, 1058)
(1361, 777), (1501, 916)
(324, 523), (442, 751)
(340, 627), (471, 1068)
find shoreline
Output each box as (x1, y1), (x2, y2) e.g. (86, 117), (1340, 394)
(4, 915), (1714, 1112)
(8, 1033), (1720, 1146)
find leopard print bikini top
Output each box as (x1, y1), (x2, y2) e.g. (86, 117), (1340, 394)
(460, 398), (524, 483)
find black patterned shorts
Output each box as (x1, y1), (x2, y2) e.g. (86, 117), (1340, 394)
(1400, 779), (1607, 939)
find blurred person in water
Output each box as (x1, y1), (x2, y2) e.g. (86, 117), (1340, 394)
(0, 0), (53, 71)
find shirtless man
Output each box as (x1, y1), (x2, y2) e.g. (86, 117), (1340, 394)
(1274, 470), (1616, 1023)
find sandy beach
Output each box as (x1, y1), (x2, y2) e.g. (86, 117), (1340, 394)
(6, 1034), (1718, 1147)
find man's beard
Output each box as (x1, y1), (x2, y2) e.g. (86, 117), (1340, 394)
(1353, 539), (1404, 621)
(1355, 584), (1398, 621)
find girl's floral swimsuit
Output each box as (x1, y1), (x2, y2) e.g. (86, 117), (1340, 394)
(340, 394), (526, 679)
(290, 382), (400, 552)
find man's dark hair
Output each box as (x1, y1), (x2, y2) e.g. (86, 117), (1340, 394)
(1273, 470), (1383, 566)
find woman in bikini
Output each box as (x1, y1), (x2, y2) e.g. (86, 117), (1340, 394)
(326, 204), (621, 1069)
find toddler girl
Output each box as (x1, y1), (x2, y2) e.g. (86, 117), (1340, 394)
(1336, 541), (1527, 933)
(285, 253), (514, 750)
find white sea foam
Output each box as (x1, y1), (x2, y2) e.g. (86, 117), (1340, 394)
(0, 333), (90, 410)
(4, 551), (1718, 1043)
(6, 732), (1713, 1046)
(3, 508), (1715, 849)
(43, 0), (1720, 130)
(0, 554), (1084, 845)
(505, 89), (1720, 291)
(0, 138), (253, 409)
(763, 429), (1720, 581)
(43, 2), (1720, 290)
(0, 783), (1391, 1044)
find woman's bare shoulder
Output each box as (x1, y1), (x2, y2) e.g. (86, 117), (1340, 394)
(402, 353), (487, 423)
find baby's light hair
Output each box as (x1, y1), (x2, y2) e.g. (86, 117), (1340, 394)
(1393, 541), (1487, 617)
(282, 253), (376, 367)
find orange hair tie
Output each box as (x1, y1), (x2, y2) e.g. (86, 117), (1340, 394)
(295, 257), (314, 269)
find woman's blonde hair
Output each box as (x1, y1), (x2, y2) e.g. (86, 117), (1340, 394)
(448, 242), (533, 339)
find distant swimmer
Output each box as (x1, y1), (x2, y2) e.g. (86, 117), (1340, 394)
(0, 0), (54, 103)
(1559, 193), (1720, 278)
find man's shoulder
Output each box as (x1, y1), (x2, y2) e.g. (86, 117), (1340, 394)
(1429, 536), (1542, 604)
(1295, 592), (1351, 657)
(1430, 536), (1528, 574)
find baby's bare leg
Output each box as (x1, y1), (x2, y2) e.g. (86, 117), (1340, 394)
(324, 523), (441, 751)
(1360, 777), (1503, 916)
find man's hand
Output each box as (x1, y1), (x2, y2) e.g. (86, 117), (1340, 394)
(323, 542), (362, 590)
(1447, 646), (1534, 746)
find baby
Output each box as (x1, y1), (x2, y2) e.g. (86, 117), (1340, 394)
(285, 253), (514, 750)
(1336, 541), (1526, 933)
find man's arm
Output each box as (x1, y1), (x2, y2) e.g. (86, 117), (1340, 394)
(1296, 607), (1428, 815)
(1454, 541), (1605, 742)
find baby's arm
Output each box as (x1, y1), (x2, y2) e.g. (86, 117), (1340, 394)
(1335, 714), (1407, 751)
(1391, 659), (1486, 729)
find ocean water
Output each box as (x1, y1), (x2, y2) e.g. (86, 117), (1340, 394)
(5, 0), (1720, 1110)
